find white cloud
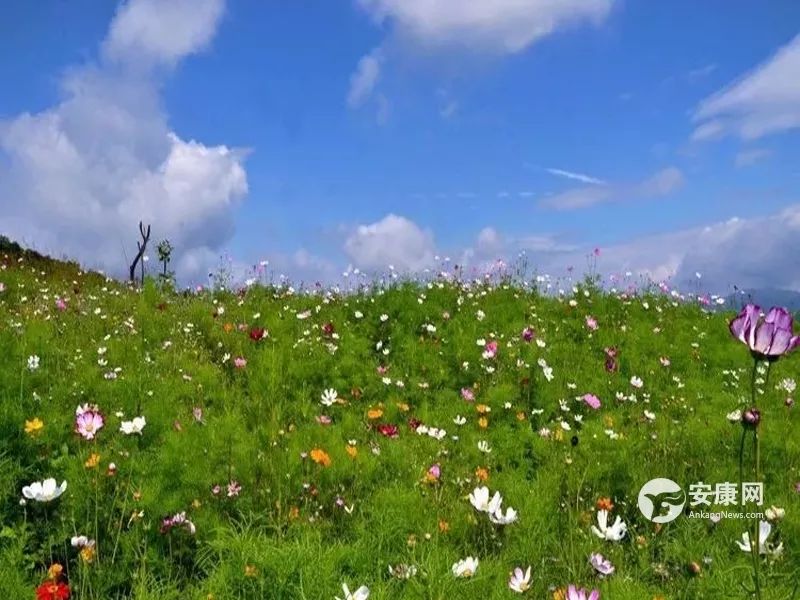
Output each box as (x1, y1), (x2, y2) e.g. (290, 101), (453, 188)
(540, 167), (684, 211)
(692, 34), (800, 141)
(356, 0), (613, 54)
(104, 0), (225, 67)
(0, 0), (246, 282)
(347, 49), (383, 108)
(344, 214), (436, 271)
(546, 167), (606, 185)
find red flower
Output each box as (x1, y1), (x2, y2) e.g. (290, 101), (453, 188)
(377, 423), (399, 438)
(36, 582), (70, 600)
(322, 322), (336, 336)
(249, 327), (267, 341)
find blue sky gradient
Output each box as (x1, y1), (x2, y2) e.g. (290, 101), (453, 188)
(1, 1), (799, 290)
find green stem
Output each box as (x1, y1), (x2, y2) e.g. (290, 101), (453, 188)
(748, 359), (762, 600)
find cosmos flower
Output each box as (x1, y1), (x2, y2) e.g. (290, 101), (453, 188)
(585, 316), (598, 331)
(589, 552), (614, 576)
(27, 355), (40, 371)
(508, 566), (532, 593)
(35, 581), (71, 600)
(469, 486), (502, 513)
(336, 583), (370, 600)
(565, 585), (600, 600)
(22, 478), (67, 503)
(489, 505), (519, 525)
(120, 416), (146, 435)
(521, 327), (535, 342)
(736, 520), (783, 556)
(452, 556), (479, 578)
(730, 304), (800, 359)
(320, 388), (339, 406)
(583, 394), (601, 410)
(591, 510), (627, 542)
(388, 563), (418, 579)
(75, 406), (104, 440)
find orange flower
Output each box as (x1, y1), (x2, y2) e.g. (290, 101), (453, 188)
(438, 519), (450, 533)
(596, 496), (614, 511)
(84, 453), (100, 469)
(288, 506), (300, 520)
(478, 417), (488, 429)
(516, 411), (527, 421)
(80, 546), (95, 563)
(223, 322), (234, 333)
(475, 466), (489, 482)
(476, 404), (491, 414)
(552, 589), (566, 600)
(310, 448), (331, 467)
(345, 445), (358, 458)
(367, 407), (384, 420)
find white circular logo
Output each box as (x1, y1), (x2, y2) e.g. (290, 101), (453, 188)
(638, 478), (686, 523)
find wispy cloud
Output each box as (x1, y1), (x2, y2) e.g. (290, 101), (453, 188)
(546, 167), (606, 185)
(735, 148), (772, 168)
(692, 34), (800, 141)
(540, 167), (684, 211)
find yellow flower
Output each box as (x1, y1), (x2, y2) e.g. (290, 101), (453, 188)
(478, 417), (488, 429)
(438, 519), (450, 533)
(475, 466), (489, 482)
(288, 506), (300, 520)
(310, 448), (331, 467)
(244, 564), (258, 577)
(476, 404), (491, 414)
(515, 411), (526, 421)
(85, 453), (101, 469)
(396, 402), (410, 412)
(47, 563), (63, 580)
(24, 417), (44, 436)
(80, 546), (95, 563)
(345, 444), (358, 458)
(367, 407), (384, 420)
(603, 415), (614, 428)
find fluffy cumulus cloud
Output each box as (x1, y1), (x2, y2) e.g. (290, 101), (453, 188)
(344, 214), (437, 272)
(0, 0), (247, 281)
(692, 34), (800, 141)
(349, 0), (613, 108)
(539, 167), (684, 211)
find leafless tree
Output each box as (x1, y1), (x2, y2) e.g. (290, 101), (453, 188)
(129, 221), (151, 286)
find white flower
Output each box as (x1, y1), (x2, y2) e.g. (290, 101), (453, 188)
(508, 566), (532, 593)
(336, 583), (370, 600)
(644, 410), (656, 422)
(22, 478), (67, 502)
(469, 486), (502, 513)
(453, 415), (467, 426)
(27, 355), (40, 371)
(380, 314), (389, 322)
(736, 520), (783, 556)
(765, 506), (785, 522)
(388, 563), (418, 579)
(320, 388), (339, 407)
(490, 505), (518, 525)
(120, 416), (146, 435)
(477, 440), (492, 453)
(726, 410), (742, 423)
(71, 535), (95, 549)
(630, 376), (643, 388)
(354, 311), (364, 319)
(591, 509), (627, 542)
(452, 556), (479, 578)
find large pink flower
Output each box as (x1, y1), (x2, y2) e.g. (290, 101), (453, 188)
(75, 406), (104, 440)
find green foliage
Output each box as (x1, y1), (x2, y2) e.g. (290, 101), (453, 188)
(0, 249), (798, 599)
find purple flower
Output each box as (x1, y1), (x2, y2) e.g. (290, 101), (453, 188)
(589, 552), (614, 576)
(742, 407), (761, 427)
(730, 304), (800, 359)
(521, 327), (535, 342)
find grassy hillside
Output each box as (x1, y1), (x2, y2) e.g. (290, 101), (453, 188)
(0, 247), (798, 599)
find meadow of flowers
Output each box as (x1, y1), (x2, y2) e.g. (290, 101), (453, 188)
(1, 248), (799, 599)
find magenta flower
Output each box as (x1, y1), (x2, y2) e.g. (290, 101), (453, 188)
(75, 405), (104, 440)
(521, 327), (535, 342)
(461, 387), (475, 402)
(583, 394), (601, 410)
(233, 356), (247, 369)
(483, 340), (498, 359)
(566, 585), (600, 600)
(226, 480), (241, 497)
(730, 304), (800, 359)
(427, 463), (441, 481)
(585, 316), (598, 331)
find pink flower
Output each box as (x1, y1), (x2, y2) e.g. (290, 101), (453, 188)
(583, 394), (601, 410)
(566, 585), (600, 600)
(461, 387), (475, 402)
(226, 480), (241, 497)
(211, 485), (222, 496)
(427, 464), (441, 481)
(233, 357), (247, 369)
(589, 552), (614, 576)
(585, 316), (598, 331)
(483, 340), (498, 359)
(75, 405), (104, 440)
(316, 415), (332, 425)
(55, 298), (67, 311)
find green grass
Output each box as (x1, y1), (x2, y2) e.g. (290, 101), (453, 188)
(0, 249), (798, 599)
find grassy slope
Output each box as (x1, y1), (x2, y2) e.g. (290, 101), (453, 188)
(0, 249), (798, 599)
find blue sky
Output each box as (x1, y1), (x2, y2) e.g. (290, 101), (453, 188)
(1, 1), (800, 290)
